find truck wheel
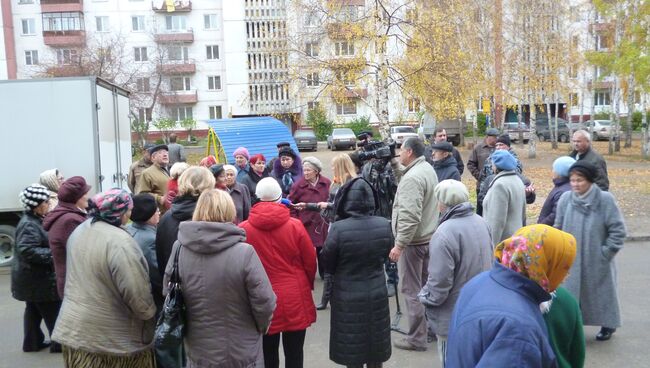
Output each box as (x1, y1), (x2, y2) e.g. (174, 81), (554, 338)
(0, 225), (16, 267)
(559, 134), (569, 143)
(537, 134), (545, 142)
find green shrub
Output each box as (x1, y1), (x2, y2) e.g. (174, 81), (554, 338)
(465, 113), (487, 136)
(344, 115), (371, 136)
(632, 111), (649, 131)
(306, 106), (333, 140)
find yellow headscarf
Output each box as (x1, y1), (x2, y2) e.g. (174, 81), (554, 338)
(494, 224), (577, 292)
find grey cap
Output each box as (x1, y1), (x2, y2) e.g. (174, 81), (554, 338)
(486, 128), (499, 136)
(431, 141), (453, 152)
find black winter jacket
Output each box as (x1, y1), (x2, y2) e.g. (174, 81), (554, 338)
(155, 195), (197, 278)
(322, 178), (393, 365)
(433, 155), (462, 182)
(537, 177), (572, 225)
(11, 212), (59, 302)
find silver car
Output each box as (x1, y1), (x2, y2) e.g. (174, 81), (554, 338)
(294, 130), (318, 151)
(586, 120), (612, 141)
(327, 128), (357, 151)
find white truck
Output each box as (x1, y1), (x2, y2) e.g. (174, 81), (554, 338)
(0, 77), (132, 267)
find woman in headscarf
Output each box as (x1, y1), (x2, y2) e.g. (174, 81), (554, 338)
(233, 147), (251, 182)
(52, 189), (156, 368)
(12, 184), (61, 353)
(321, 177), (393, 368)
(289, 156), (331, 278)
(554, 161), (626, 341)
(446, 224), (577, 367)
(272, 147), (303, 197)
(199, 155), (217, 168)
(39, 168), (64, 211)
(240, 154), (270, 205)
(224, 164), (251, 223)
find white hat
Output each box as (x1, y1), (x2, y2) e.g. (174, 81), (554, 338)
(256, 177), (283, 203)
(302, 156), (323, 172)
(434, 179), (469, 207)
(223, 164), (238, 174)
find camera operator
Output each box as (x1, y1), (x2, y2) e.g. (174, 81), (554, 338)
(388, 137), (439, 352)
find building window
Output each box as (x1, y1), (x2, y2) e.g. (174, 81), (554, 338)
(170, 76), (191, 91)
(21, 19), (35, 35)
(596, 34), (612, 51)
(407, 98), (420, 113)
(42, 12), (84, 31)
(18, 0), (34, 4)
(134, 47), (148, 62)
(136, 78), (150, 92)
(208, 75), (222, 90)
(167, 46), (189, 61)
(569, 93), (579, 107)
(306, 72), (319, 87)
(204, 14), (218, 29)
(170, 106), (193, 122)
(206, 45), (220, 60)
(131, 16), (144, 31)
(305, 42), (319, 57)
(336, 101), (357, 115)
(209, 105), (223, 119)
(336, 70), (355, 86)
(138, 107), (152, 122)
(56, 49), (78, 65)
(307, 101), (320, 110)
(337, 5), (360, 22)
(304, 12), (319, 27)
(95, 16), (109, 32)
(25, 50), (39, 65)
(165, 15), (187, 31)
(335, 41), (354, 56)
(594, 91), (610, 106)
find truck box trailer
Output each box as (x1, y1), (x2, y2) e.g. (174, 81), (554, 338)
(0, 77), (132, 266)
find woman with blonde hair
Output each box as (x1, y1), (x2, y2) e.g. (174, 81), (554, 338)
(164, 162), (190, 209)
(155, 166), (215, 279)
(164, 189), (276, 367)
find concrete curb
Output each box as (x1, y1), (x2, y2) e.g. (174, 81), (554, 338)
(626, 235), (650, 242)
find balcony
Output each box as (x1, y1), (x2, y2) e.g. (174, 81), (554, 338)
(46, 64), (84, 77)
(588, 80), (614, 90)
(590, 21), (614, 33)
(158, 60), (196, 75)
(343, 88), (368, 98)
(154, 29), (194, 43)
(43, 30), (86, 47)
(159, 90), (198, 105)
(326, 22), (365, 40)
(152, 0), (191, 13)
(40, 0), (83, 13)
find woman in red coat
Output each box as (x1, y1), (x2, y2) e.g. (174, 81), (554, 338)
(288, 156), (331, 279)
(239, 177), (316, 368)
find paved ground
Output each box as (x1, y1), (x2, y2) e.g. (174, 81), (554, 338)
(2, 240), (650, 367)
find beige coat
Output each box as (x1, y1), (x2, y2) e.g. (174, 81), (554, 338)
(52, 220), (156, 355)
(136, 165), (170, 211)
(128, 158), (152, 192)
(391, 156), (439, 247)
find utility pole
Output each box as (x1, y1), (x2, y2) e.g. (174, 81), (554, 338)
(494, 0), (503, 130)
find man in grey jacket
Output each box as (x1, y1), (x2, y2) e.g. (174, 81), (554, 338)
(167, 133), (187, 167)
(389, 137), (439, 351)
(418, 180), (493, 367)
(570, 130), (609, 191)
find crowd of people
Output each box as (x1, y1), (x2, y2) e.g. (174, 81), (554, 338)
(10, 127), (626, 368)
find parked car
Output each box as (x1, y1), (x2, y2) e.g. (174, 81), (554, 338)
(294, 129), (318, 151)
(535, 117), (571, 143)
(390, 126), (419, 147)
(327, 128), (357, 151)
(504, 122), (530, 143)
(586, 120), (612, 141)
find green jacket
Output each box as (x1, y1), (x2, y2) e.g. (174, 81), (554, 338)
(543, 287), (585, 368)
(391, 156), (439, 247)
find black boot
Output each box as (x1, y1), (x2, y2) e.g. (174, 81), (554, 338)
(316, 273), (332, 310)
(596, 327), (616, 341)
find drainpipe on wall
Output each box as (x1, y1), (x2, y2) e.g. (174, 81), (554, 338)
(1, 0), (17, 79)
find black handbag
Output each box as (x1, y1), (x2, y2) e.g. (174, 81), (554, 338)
(154, 244), (186, 368)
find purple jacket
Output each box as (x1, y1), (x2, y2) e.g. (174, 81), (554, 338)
(537, 177), (571, 226)
(288, 175), (331, 248)
(43, 202), (87, 298)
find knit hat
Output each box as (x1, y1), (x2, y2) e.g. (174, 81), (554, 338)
(130, 193), (157, 223)
(569, 161), (597, 183)
(552, 156), (576, 178)
(276, 142), (291, 149)
(496, 134), (511, 147)
(486, 128), (499, 136)
(19, 184), (50, 210)
(250, 154), (266, 165)
(199, 155), (217, 168)
(149, 144), (168, 155)
(491, 150), (517, 171)
(431, 141), (453, 152)
(278, 147), (297, 159)
(39, 169), (61, 193)
(223, 164), (238, 174)
(256, 177), (283, 203)
(302, 156), (323, 172)
(88, 188), (133, 227)
(233, 147), (250, 160)
(434, 179), (469, 207)
(58, 176), (91, 204)
(210, 164), (225, 177)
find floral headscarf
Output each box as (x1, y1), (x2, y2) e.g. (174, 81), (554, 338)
(494, 224), (577, 292)
(88, 188), (133, 227)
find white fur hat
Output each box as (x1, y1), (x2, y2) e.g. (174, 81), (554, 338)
(255, 177), (283, 203)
